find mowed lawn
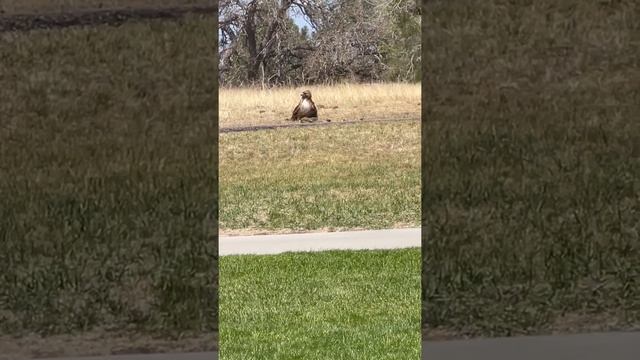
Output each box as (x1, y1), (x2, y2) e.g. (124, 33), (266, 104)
(423, 0), (640, 339)
(219, 121), (420, 234)
(0, 14), (217, 352)
(219, 249), (421, 360)
(219, 89), (421, 357)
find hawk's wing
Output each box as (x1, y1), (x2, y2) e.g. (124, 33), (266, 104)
(291, 103), (301, 120)
(308, 100), (318, 118)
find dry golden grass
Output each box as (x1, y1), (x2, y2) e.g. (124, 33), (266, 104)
(219, 82), (421, 128)
(0, 0), (211, 14)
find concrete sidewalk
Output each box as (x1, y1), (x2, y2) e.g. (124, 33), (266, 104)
(423, 331), (640, 360)
(219, 227), (421, 255)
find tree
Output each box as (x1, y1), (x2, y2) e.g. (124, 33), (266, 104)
(219, 0), (420, 87)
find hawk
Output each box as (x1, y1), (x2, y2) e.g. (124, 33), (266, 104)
(290, 90), (318, 121)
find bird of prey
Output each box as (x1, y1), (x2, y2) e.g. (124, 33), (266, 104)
(290, 89), (318, 121)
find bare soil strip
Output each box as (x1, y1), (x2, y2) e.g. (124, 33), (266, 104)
(422, 332), (640, 360)
(0, 5), (216, 32)
(0, 331), (217, 360)
(219, 117), (419, 134)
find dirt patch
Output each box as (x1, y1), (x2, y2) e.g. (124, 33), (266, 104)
(0, 0), (212, 15)
(550, 312), (640, 335)
(0, 331), (217, 360)
(0, 5), (215, 32)
(219, 117), (419, 134)
(422, 312), (640, 342)
(422, 328), (467, 342)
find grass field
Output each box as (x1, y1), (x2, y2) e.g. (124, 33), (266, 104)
(219, 80), (420, 359)
(0, 13), (217, 354)
(219, 121), (420, 234)
(220, 249), (421, 360)
(219, 83), (420, 128)
(219, 83), (420, 234)
(218, 104), (419, 358)
(423, 0), (640, 339)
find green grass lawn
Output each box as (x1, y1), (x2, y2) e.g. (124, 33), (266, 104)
(219, 121), (420, 233)
(423, 0), (640, 338)
(0, 16), (217, 339)
(219, 248), (421, 360)
(219, 117), (420, 358)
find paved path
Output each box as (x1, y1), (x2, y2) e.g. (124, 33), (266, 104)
(219, 227), (421, 255)
(423, 331), (640, 360)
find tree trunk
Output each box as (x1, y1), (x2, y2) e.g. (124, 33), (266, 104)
(245, 2), (259, 82)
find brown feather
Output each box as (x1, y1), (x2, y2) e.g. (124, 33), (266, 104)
(290, 90), (318, 120)
(291, 103), (301, 120)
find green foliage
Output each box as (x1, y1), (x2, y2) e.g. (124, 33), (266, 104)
(381, 0), (421, 82)
(220, 0), (420, 85)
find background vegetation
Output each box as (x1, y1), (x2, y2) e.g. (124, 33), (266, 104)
(0, 13), (217, 353)
(219, 0), (420, 86)
(423, 0), (640, 339)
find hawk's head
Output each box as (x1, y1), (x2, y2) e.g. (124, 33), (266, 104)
(300, 90), (313, 100)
